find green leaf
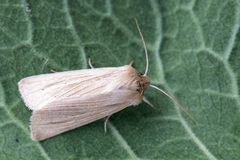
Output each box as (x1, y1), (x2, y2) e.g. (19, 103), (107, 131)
(1, 0), (240, 159)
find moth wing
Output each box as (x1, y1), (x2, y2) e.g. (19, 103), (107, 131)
(18, 67), (127, 110)
(31, 89), (142, 141)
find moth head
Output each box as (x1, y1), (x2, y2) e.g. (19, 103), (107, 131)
(139, 73), (150, 92)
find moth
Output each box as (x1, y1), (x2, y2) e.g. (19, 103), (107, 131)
(18, 18), (197, 141)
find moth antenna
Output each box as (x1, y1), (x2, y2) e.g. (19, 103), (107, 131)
(134, 17), (148, 76)
(149, 85), (198, 125)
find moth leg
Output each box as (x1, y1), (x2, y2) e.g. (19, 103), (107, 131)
(88, 58), (94, 69)
(104, 114), (112, 133)
(129, 60), (134, 66)
(51, 70), (57, 73)
(143, 96), (161, 111)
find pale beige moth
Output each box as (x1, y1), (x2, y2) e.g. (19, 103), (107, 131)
(18, 18), (197, 141)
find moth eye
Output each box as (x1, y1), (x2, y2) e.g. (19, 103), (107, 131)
(136, 89), (140, 92)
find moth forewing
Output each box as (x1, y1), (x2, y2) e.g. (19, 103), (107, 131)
(30, 91), (138, 141)
(18, 65), (148, 110)
(19, 65), (150, 141)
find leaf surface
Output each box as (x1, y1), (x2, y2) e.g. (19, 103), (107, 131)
(0, 0), (240, 159)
